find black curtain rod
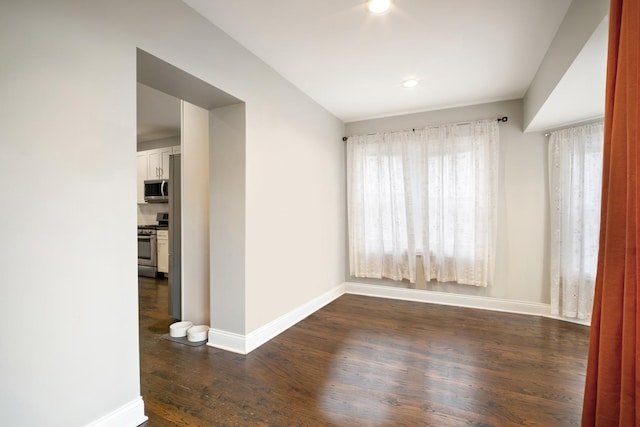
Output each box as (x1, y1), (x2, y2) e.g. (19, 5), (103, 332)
(342, 116), (508, 141)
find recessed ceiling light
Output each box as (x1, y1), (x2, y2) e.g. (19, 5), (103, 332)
(402, 79), (420, 88)
(367, 0), (392, 15)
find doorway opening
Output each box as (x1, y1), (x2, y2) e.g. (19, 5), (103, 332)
(135, 48), (245, 340)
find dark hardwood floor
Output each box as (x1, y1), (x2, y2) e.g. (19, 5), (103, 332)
(138, 277), (590, 426)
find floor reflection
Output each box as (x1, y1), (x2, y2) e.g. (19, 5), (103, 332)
(139, 280), (590, 426)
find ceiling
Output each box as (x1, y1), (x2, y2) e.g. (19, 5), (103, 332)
(137, 83), (181, 143)
(138, 0), (607, 140)
(182, 0), (606, 127)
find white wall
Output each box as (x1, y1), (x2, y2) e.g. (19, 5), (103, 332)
(210, 103), (246, 335)
(181, 101), (211, 325)
(244, 86), (346, 333)
(0, 0), (345, 425)
(345, 99), (550, 304)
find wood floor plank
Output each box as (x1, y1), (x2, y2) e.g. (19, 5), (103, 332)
(138, 277), (589, 426)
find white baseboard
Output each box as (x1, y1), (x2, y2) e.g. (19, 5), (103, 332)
(208, 281), (581, 355)
(208, 283), (346, 354)
(344, 282), (550, 317)
(86, 396), (147, 427)
(207, 328), (247, 354)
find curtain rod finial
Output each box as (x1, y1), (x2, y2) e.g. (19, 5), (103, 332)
(343, 137), (348, 142)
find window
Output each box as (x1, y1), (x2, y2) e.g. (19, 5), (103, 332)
(549, 122), (604, 321)
(347, 119), (499, 286)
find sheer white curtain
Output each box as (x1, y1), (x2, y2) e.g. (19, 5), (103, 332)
(549, 122), (604, 321)
(347, 119), (499, 287)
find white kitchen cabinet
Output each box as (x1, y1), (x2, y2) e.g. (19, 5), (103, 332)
(157, 230), (169, 274)
(147, 147), (172, 179)
(172, 145), (181, 154)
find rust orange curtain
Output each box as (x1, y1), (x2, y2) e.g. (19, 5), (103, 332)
(582, 0), (640, 425)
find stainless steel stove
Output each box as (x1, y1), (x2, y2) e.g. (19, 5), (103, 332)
(137, 213), (168, 277)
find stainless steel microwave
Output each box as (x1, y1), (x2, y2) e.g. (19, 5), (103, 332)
(144, 179), (169, 203)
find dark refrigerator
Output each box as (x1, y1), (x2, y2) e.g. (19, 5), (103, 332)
(168, 153), (182, 319)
